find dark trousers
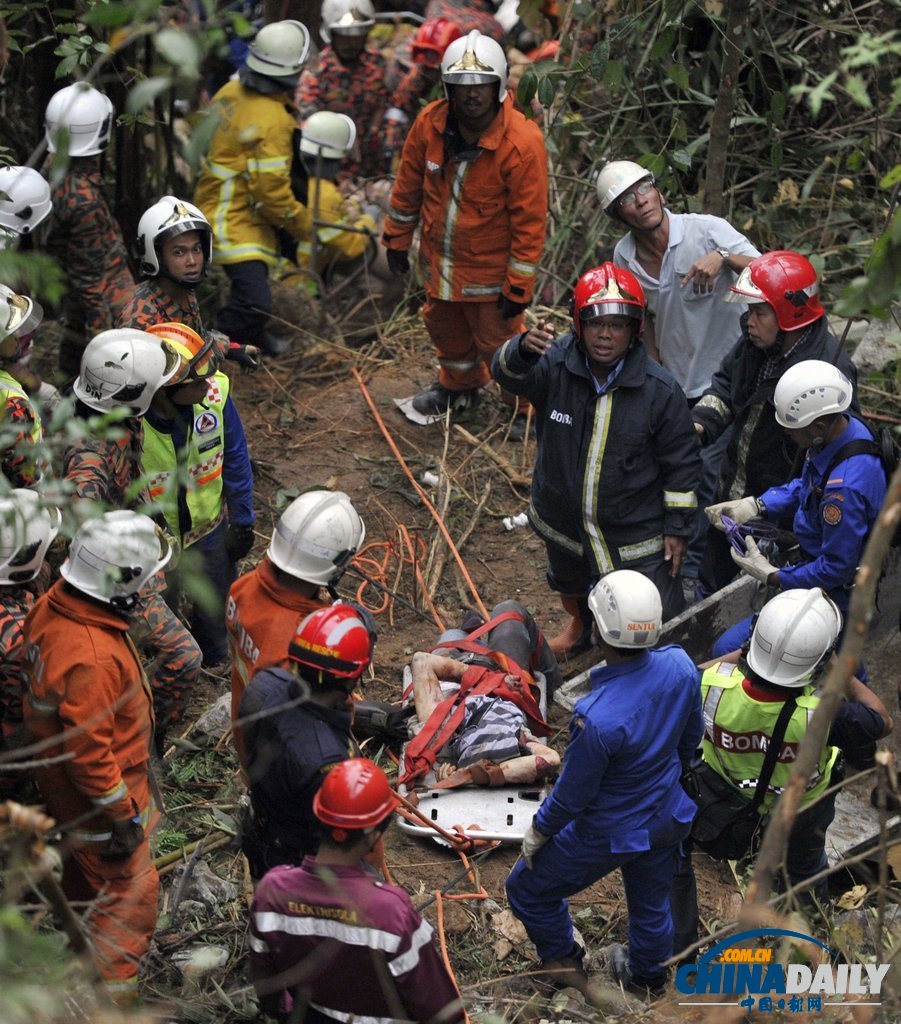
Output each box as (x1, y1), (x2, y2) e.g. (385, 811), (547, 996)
(544, 536), (685, 623)
(435, 599), (563, 699)
(215, 260), (272, 345)
(507, 822), (688, 982)
(190, 520), (237, 665)
(670, 791), (837, 949)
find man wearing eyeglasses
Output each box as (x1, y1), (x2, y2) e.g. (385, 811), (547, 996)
(597, 162), (759, 402)
(597, 161), (759, 594)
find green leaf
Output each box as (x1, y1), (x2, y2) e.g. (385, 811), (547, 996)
(770, 91), (786, 127)
(82, 3), (134, 27)
(537, 75), (556, 108)
(127, 75), (174, 113)
(844, 73), (872, 109)
(880, 165), (901, 190)
(650, 27), (675, 61)
(154, 27), (200, 77)
(588, 40), (609, 82)
(771, 139), (783, 171)
(667, 63), (690, 91)
(604, 59), (624, 89)
(517, 69), (537, 107)
(671, 148), (691, 170)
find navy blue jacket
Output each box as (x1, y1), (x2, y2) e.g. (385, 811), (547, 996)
(239, 668), (358, 857)
(491, 333), (700, 575)
(692, 314), (858, 499)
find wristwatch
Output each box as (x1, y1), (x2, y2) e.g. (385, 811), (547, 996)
(716, 248), (730, 267)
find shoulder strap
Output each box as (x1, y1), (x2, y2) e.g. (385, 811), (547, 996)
(817, 439), (880, 495)
(751, 697), (797, 812)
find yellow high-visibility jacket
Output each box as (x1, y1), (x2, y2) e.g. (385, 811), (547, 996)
(194, 80), (311, 266)
(296, 177), (376, 273)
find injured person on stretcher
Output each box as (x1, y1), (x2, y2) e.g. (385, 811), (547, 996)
(404, 601), (562, 789)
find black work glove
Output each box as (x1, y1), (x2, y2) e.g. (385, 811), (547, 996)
(226, 523), (256, 562)
(498, 294), (528, 319)
(102, 817), (145, 861)
(386, 249), (410, 277)
(227, 344), (261, 372)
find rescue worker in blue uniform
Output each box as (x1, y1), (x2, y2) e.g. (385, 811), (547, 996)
(671, 589), (891, 948)
(706, 360), (887, 657)
(236, 604), (375, 879)
(506, 571), (703, 997)
(491, 263), (700, 656)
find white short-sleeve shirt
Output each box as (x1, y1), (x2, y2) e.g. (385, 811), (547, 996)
(613, 211), (760, 398)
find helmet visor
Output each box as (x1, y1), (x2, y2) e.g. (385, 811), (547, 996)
(159, 340), (194, 387)
(1, 291), (43, 338)
(725, 265), (766, 304)
(580, 302), (641, 322)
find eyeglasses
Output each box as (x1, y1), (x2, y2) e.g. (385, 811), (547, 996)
(616, 178), (656, 210)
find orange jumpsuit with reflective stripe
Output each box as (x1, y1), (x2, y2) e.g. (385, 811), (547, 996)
(23, 580), (159, 996)
(226, 557), (324, 767)
(383, 94), (547, 393)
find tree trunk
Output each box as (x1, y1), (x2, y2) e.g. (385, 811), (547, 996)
(704, 0), (749, 215)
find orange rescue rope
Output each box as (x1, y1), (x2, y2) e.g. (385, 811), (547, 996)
(351, 368), (489, 620)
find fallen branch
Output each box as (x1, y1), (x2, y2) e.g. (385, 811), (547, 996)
(452, 425), (532, 489)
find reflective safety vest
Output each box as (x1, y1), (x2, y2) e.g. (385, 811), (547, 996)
(0, 368), (44, 481)
(700, 662), (838, 815)
(141, 372), (229, 547)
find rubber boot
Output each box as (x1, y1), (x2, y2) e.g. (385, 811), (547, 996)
(548, 595), (593, 657)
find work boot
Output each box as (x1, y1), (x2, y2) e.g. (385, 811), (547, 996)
(609, 943), (666, 999)
(538, 942), (589, 994)
(411, 382), (479, 416)
(548, 595), (593, 657)
(507, 411), (537, 442)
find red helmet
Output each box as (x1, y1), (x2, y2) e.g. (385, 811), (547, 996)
(726, 250), (824, 332)
(571, 262), (644, 338)
(313, 757), (398, 838)
(411, 18), (463, 68)
(288, 604), (373, 683)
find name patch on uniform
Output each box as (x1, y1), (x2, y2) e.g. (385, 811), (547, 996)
(198, 437), (221, 453)
(195, 411), (219, 434)
(823, 502), (842, 526)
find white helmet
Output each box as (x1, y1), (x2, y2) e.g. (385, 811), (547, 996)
(321, 0), (375, 42)
(73, 328), (187, 416)
(0, 166), (53, 238)
(773, 360), (853, 429)
(746, 589), (842, 687)
(0, 284), (43, 342)
(596, 160), (653, 213)
(441, 30), (508, 102)
(0, 490), (60, 586)
(268, 490), (365, 585)
(300, 112), (357, 159)
(61, 511), (172, 612)
(45, 83), (114, 157)
(246, 20), (311, 78)
(588, 569), (662, 649)
(136, 196), (212, 277)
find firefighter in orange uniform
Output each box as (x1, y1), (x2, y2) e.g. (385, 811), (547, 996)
(22, 511), (172, 1004)
(382, 30), (547, 434)
(226, 490), (365, 766)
